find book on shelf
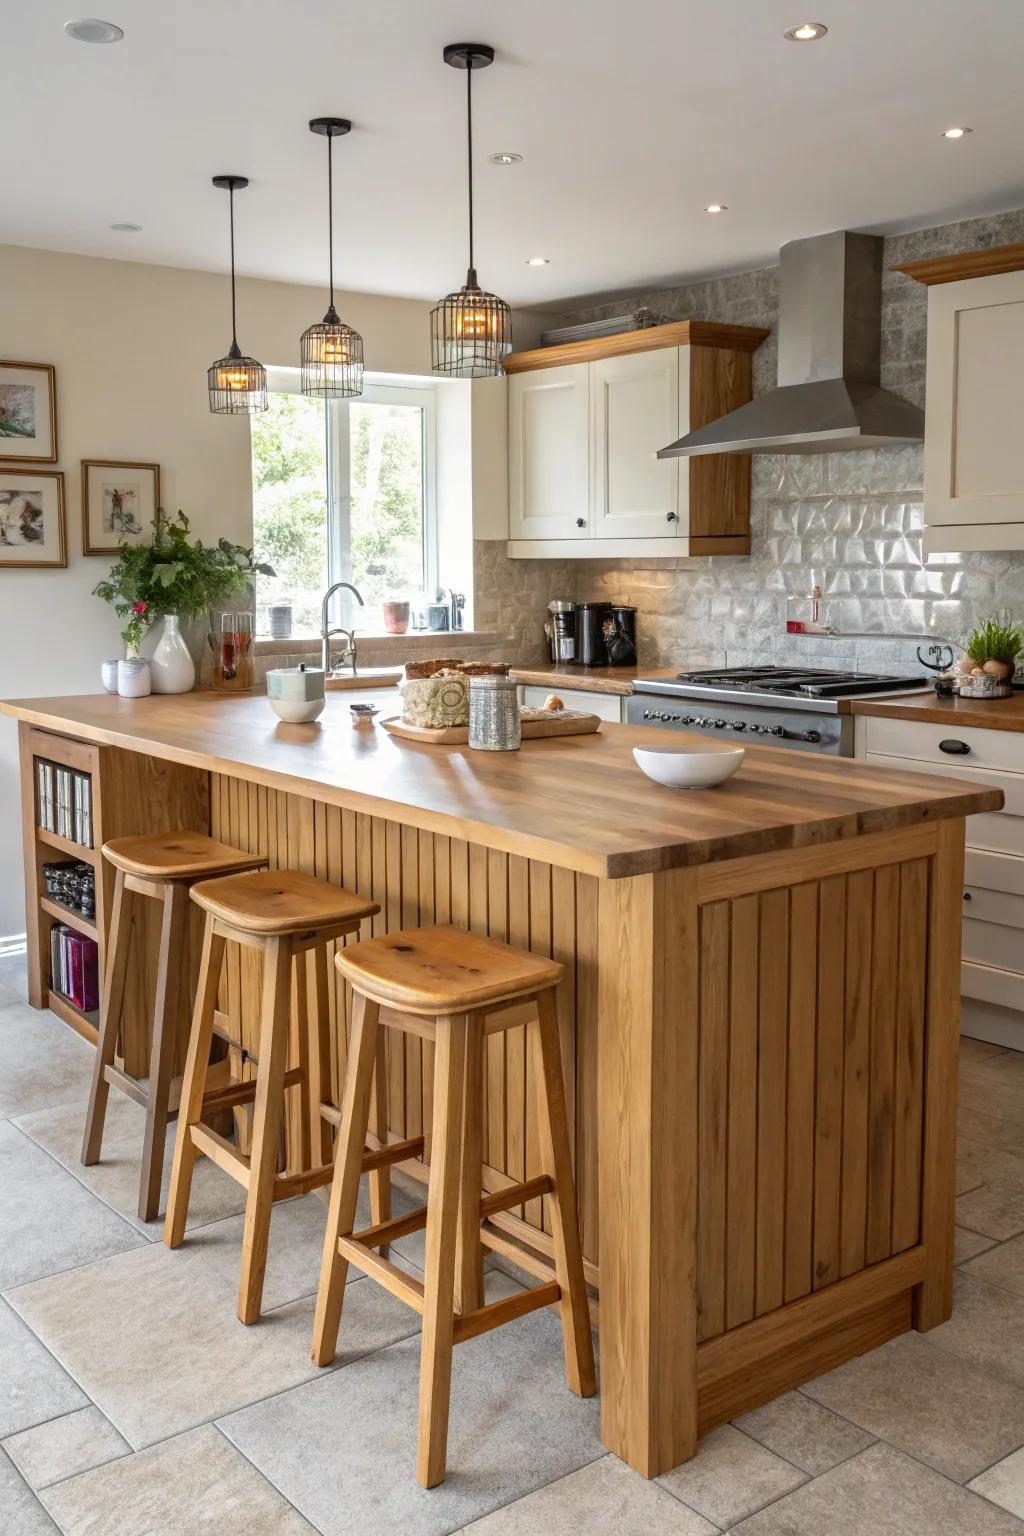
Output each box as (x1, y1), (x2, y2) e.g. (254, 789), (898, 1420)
(50, 925), (99, 1012)
(36, 760), (56, 833)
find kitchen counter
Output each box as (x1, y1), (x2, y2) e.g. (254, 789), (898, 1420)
(3, 689), (997, 1480)
(853, 689), (1024, 732)
(509, 663), (679, 696)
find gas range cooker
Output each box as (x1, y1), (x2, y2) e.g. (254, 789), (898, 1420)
(627, 665), (931, 756)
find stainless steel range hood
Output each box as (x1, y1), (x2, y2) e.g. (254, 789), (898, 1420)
(658, 230), (924, 457)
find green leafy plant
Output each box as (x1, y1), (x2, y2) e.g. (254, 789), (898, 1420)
(94, 509), (274, 653)
(965, 614), (1024, 668)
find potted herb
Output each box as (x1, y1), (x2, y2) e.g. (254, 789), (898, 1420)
(961, 615), (1023, 682)
(94, 509), (273, 691)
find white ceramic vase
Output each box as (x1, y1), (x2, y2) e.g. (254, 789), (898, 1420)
(149, 614), (196, 694)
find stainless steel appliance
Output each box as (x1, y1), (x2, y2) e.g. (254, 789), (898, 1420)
(628, 665), (930, 755)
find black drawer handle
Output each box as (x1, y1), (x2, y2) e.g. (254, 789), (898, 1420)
(963, 891), (972, 902)
(939, 739), (971, 755)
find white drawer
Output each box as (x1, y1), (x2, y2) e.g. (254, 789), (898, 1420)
(963, 917), (1024, 971)
(863, 751), (1021, 854)
(521, 685), (624, 723)
(962, 959), (1024, 1012)
(965, 848), (1024, 898)
(863, 715), (1024, 774)
(963, 885), (1024, 931)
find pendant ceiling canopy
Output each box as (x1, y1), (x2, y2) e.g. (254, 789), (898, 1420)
(207, 175), (268, 416)
(431, 43), (512, 378)
(301, 117), (364, 398)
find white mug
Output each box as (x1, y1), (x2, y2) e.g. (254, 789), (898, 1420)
(117, 659), (151, 699)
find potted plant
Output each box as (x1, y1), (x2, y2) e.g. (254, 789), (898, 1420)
(958, 614), (1023, 695)
(94, 509), (273, 692)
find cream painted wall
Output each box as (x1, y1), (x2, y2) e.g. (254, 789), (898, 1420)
(0, 243), (441, 936)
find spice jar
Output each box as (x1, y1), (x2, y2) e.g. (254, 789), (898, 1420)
(468, 674), (521, 752)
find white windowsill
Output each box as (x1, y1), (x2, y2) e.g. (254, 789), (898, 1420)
(254, 629), (511, 656)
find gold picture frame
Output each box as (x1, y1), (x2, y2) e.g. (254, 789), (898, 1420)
(0, 361), (57, 463)
(81, 458), (161, 556)
(0, 469), (66, 568)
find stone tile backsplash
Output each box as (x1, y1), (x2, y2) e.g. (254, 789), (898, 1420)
(474, 206), (1024, 675)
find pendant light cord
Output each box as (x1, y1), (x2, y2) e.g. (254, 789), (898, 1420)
(228, 182), (238, 349)
(327, 131), (335, 309)
(466, 59), (475, 275)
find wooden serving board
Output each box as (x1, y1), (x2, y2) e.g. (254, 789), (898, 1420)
(380, 711), (601, 745)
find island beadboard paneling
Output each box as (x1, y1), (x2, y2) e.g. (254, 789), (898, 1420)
(208, 771), (603, 1273)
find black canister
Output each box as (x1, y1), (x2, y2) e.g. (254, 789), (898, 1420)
(575, 602), (613, 667)
(603, 605), (638, 667)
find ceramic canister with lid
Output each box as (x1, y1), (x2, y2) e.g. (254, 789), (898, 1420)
(468, 673), (521, 751)
(266, 665), (326, 723)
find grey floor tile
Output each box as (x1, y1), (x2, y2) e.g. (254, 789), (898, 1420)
(656, 1425), (806, 1528)
(0, 999), (94, 1119)
(957, 1227), (999, 1265)
(959, 1075), (1024, 1131)
(958, 1178), (1024, 1242)
(14, 1095), (248, 1238)
(960, 1106), (1024, 1162)
(0, 949), (28, 1001)
(40, 1423), (316, 1535)
(960, 1038), (1010, 1068)
(802, 1330), (1024, 1483)
(0, 1298), (87, 1439)
(220, 1274), (602, 1536)
(6, 1197), (420, 1449)
(0, 1449), (59, 1535)
(970, 1447), (1024, 1521)
(458, 1455), (718, 1534)
(733, 1390), (875, 1477)
(964, 1234), (1024, 1299)
(732, 1441), (1023, 1534)
(931, 1273), (1024, 1389)
(2, 1405), (130, 1491)
(0, 1122), (145, 1289)
(963, 1050), (1024, 1090)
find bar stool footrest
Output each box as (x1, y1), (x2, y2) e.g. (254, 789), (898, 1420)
(478, 1175), (554, 1221)
(190, 1124), (250, 1186)
(452, 1281), (562, 1345)
(273, 1163), (334, 1200)
(352, 1205), (429, 1251)
(337, 1235), (426, 1313)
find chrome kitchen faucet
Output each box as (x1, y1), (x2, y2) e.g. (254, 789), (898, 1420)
(320, 581), (364, 676)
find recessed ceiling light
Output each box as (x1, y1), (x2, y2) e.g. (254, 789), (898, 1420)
(705, 204), (727, 214)
(784, 21), (827, 41)
(488, 151), (522, 166)
(109, 222), (142, 232)
(526, 256), (550, 266)
(64, 18), (124, 43)
(941, 126), (972, 139)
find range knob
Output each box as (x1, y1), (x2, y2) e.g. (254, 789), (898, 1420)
(767, 725), (786, 738)
(713, 718), (727, 729)
(730, 721), (746, 731)
(802, 729), (822, 744)
(748, 723), (761, 733)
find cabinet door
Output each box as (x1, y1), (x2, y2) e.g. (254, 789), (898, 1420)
(590, 348), (680, 539)
(925, 270), (1024, 539)
(508, 364), (590, 540)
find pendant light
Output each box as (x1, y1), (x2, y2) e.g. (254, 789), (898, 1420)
(431, 43), (511, 377)
(301, 117), (364, 398)
(208, 175), (268, 415)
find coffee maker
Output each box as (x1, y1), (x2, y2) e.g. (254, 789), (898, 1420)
(576, 602), (638, 667)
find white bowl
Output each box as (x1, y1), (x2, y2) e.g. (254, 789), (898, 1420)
(633, 741), (745, 789)
(268, 696), (325, 724)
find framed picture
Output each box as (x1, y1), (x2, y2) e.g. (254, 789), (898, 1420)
(0, 470), (66, 568)
(0, 361), (57, 463)
(81, 459), (160, 556)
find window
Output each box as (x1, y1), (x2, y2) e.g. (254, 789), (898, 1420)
(251, 370), (437, 635)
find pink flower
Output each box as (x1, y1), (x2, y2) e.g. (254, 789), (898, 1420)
(132, 600), (148, 616)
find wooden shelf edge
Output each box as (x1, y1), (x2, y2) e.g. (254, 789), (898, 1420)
(893, 241), (1024, 285)
(39, 895), (99, 942)
(504, 319), (771, 373)
(48, 988), (99, 1045)
(37, 827), (96, 864)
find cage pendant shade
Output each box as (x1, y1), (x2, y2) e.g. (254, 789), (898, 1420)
(209, 175), (267, 415)
(431, 43), (511, 378)
(301, 117), (363, 397)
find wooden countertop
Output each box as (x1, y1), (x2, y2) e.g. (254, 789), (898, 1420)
(853, 690), (1024, 733)
(509, 664), (668, 697)
(1, 691), (1001, 880)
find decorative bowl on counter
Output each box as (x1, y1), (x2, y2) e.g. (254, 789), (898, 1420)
(267, 665), (326, 723)
(633, 741), (745, 789)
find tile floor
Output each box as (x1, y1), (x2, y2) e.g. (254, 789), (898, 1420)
(2, 956), (1024, 1534)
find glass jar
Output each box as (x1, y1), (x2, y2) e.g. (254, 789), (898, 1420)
(209, 610), (255, 691)
(468, 674), (521, 752)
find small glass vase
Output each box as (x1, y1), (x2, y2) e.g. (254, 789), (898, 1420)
(209, 609), (255, 691)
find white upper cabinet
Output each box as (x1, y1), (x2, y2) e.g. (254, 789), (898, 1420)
(590, 348), (681, 539)
(508, 362), (590, 541)
(898, 249), (1024, 553)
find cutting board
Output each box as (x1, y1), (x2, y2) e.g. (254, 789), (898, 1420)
(380, 711), (601, 745)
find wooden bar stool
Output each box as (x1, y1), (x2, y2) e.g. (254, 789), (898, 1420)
(312, 923), (596, 1489)
(82, 831), (265, 1222)
(163, 868), (388, 1325)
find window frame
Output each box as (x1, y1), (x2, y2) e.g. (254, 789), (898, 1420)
(261, 367), (438, 606)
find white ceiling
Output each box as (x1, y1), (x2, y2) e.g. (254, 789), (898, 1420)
(5, 0), (1024, 309)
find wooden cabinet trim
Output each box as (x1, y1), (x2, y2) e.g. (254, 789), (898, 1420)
(504, 320), (770, 373)
(894, 242), (1024, 286)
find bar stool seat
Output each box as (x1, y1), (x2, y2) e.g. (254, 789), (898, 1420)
(83, 832), (265, 1223)
(313, 923), (596, 1488)
(165, 868), (385, 1325)
(190, 868), (375, 935)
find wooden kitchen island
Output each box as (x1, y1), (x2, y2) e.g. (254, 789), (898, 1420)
(1, 689), (1003, 1477)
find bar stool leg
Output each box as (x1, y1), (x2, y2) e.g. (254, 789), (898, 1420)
(370, 1032), (392, 1230)
(138, 882), (188, 1221)
(309, 942), (334, 1167)
(238, 936), (293, 1324)
(455, 1011), (485, 1314)
(312, 994), (382, 1365)
(164, 919), (225, 1248)
(533, 989), (596, 1398)
(417, 1013), (469, 1489)
(82, 868), (135, 1168)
